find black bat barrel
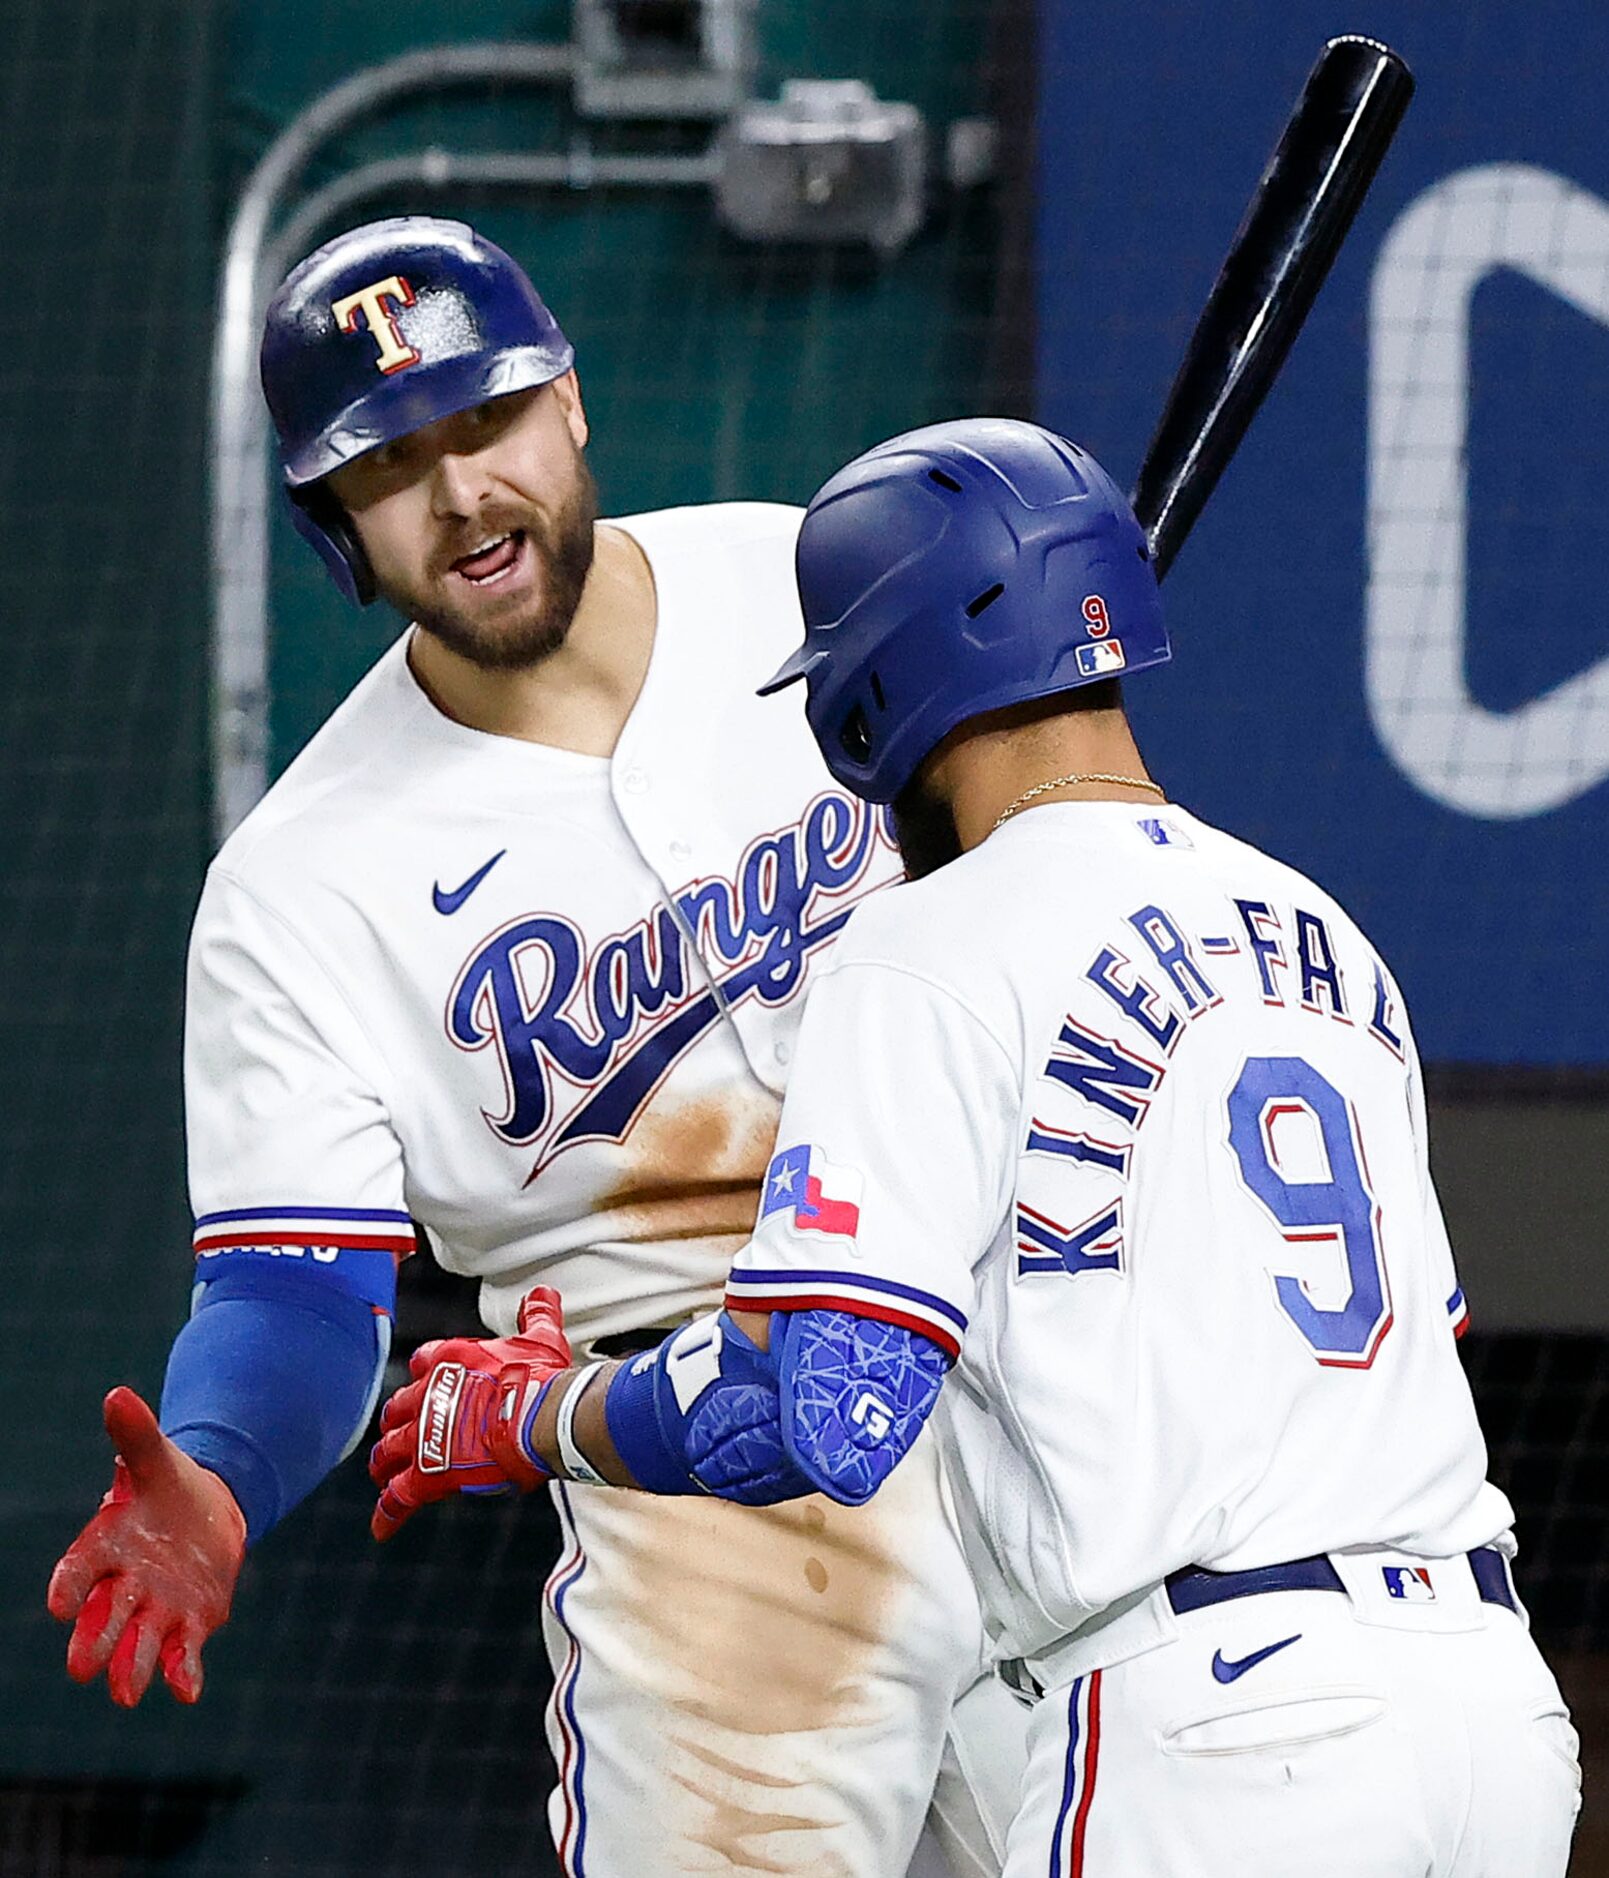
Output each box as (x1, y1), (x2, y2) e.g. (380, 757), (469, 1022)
(1132, 37), (1415, 581)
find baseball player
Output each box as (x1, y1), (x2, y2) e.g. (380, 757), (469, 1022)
(47, 220), (1027, 1877)
(375, 419), (1583, 1875)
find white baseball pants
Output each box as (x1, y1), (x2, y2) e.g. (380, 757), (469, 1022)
(540, 1428), (1028, 1876)
(1005, 1551), (1580, 1876)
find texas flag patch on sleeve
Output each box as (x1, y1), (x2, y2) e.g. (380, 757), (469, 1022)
(761, 1144), (863, 1239)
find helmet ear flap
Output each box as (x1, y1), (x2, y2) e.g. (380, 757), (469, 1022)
(287, 486), (377, 607)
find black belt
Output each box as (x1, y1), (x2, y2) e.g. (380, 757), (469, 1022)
(589, 1323), (681, 1360)
(1165, 1545), (1518, 1617)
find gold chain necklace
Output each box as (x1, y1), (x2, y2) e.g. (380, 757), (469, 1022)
(991, 772), (1165, 834)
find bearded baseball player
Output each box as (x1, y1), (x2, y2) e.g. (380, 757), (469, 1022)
(376, 418), (1583, 1875)
(46, 220), (1028, 1877)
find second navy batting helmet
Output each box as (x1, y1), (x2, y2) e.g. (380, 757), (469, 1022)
(259, 217), (575, 604)
(760, 418), (1169, 802)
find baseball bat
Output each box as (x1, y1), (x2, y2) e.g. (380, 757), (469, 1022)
(1131, 36), (1415, 581)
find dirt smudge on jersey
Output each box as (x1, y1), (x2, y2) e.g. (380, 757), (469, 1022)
(589, 1086), (781, 1252)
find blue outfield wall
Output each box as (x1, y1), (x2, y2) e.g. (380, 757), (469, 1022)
(1036, 2), (1609, 1064)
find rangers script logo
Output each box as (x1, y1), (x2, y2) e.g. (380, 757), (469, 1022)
(446, 793), (892, 1172)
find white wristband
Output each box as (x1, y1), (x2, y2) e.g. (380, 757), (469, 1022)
(555, 1361), (610, 1487)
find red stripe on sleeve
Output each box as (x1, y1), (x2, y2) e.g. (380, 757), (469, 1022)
(192, 1231), (416, 1255)
(722, 1290), (961, 1362)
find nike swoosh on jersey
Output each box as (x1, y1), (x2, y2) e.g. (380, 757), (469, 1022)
(433, 850), (507, 916)
(1211, 1633), (1302, 1684)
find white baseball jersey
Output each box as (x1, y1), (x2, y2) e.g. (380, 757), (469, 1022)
(727, 800), (1515, 1666)
(184, 500), (1030, 1876)
(185, 502), (904, 1346)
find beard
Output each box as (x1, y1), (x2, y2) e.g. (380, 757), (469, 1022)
(890, 771), (963, 881)
(393, 454), (600, 672)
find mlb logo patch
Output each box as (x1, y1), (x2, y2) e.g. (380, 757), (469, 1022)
(761, 1144), (862, 1239)
(1137, 817), (1192, 849)
(1074, 638), (1126, 678)
(1383, 1565), (1436, 1603)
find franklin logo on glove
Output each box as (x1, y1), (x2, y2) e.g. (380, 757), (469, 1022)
(419, 1364), (466, 1474)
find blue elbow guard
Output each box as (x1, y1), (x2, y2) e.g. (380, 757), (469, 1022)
(160, 1248), (395, 1546)
(776, 1310), (948, 1507)
(603, 1307), (946, 1508)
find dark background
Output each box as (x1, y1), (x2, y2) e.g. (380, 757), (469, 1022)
(0, 1), (1601, 1871)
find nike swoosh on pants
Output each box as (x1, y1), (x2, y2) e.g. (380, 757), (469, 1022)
(1211, 1633), (1302, 1684)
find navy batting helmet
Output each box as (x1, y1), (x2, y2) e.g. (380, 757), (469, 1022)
(259, 217), (575, 604)
(760, 418), (1169, 803)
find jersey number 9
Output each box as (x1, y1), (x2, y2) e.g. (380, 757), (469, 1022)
(1226, 1055), (1392, 1368)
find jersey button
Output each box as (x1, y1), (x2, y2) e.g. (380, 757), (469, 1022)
(774, 1040), (792, 1065)
(669, 839), (692, 861)
(622, 767), (649, 795)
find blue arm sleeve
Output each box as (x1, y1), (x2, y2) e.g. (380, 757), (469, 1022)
(159, 1249), (395, 1546)
(601, 1308), (947, 1507)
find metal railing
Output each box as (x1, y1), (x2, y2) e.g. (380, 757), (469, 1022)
(209, 42), (714, 842)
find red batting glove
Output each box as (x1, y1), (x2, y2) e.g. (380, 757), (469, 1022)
(368, 1285), (573, 1542)
(47, 1387), (246, 1708)
(488, 1288), (577, 1488)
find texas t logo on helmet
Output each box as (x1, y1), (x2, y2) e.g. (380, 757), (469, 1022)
(331, 275), (422, 375)
(259, 216), (574, 605)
